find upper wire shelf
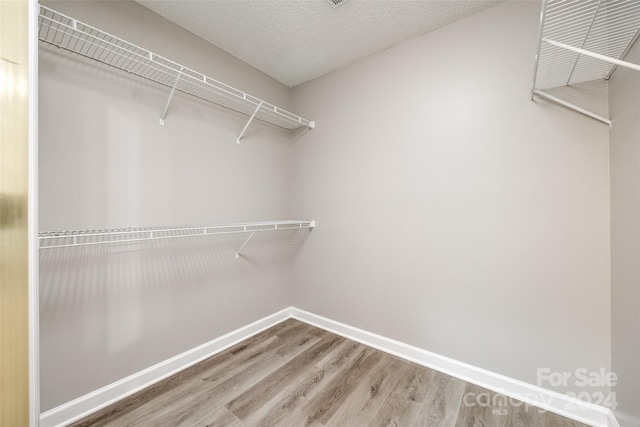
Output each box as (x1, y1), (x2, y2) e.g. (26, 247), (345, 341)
(532, 0), (640, 126)
(39, 220), (315, 257)
(38, 5), (314, 138)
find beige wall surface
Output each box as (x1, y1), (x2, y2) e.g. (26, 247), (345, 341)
(609, 40), (640, 427)
(38, 1), (295, 411)
(291, 0), (612, 397)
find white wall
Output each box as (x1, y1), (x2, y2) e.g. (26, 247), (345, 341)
(609, 40), (640, 427)
(38, 1), (298, 411)
(291, 0), (611, 397)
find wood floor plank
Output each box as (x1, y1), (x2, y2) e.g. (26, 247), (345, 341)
(70, 319), (593, 427)
(328, 355), (410, 426)
(190, 405), (243, 427)
(454, 383), (512, 427)
(392, 361), (437, 404)
(254, 367), (328, 426)
(243, 340), (361, 427)
(313, 339), (361, 375)
(69, 319), (305, 427)
(300, 344), (384, 425)
(225, 334), (345, 420)
(369, 361), (442, 427)
(151, 330), (324, 426)
(540, 410), (591, 427)
(454, 385), (574, 427)
(103, 323), (322, 427)
(370, 390), (418, 427)
(278, 408), (324, 427)
(415, 371), (466, 426)
(508, 402), (547, 427)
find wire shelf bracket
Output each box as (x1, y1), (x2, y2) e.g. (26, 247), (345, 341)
(159, 67), (183, 126)
(237, 101), (263, 144)
(531, 0), (640, 126)
(235, 230), (256, 258)
(38, 5), (315, 140)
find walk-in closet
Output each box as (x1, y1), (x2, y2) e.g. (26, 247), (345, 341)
(2, 0), (640, 426)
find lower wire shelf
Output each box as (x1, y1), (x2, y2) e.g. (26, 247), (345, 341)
(39, 220), (315, 257)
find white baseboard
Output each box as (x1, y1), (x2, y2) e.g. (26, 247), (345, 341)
(289, 307), (616, 427)
(41, 306), (619, 427)
(39, 307), (293, 427)
(610, 410), (640, 427)
(607, 411), (621, 427)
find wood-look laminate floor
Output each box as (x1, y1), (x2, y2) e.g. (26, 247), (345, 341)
(72, 319), (590, 427)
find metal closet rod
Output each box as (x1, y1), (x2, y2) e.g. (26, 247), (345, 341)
(534, 37), (640, 126)
(542, 38), (640, 73)
(39, 220), (316, 255)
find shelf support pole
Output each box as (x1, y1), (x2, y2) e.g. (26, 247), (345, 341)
(533, 90), (611, 127)
(236, 101), (263, 144)
(235, 231), (256, 258)
(530, 0), (549, 100)
(159, 68), (183, 126)
(542, 38), (640, 73)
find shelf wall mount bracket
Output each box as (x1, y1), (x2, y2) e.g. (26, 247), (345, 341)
(159, 67), (184, 126)
(235, 230), (256, 258)
(236, 101), (263, 144)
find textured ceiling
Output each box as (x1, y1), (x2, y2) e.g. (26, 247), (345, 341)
(136, 0), (504, 87)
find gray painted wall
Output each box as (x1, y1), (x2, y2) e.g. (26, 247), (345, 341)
(39, 1), (297, 411)
(291, 0), (612, 397)
(609, 40), (640, 427)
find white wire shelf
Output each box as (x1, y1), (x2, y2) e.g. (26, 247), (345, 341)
(39, 220), (315, 257)
(531, 0), (640, 125)
(38, 5), (314, 140)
